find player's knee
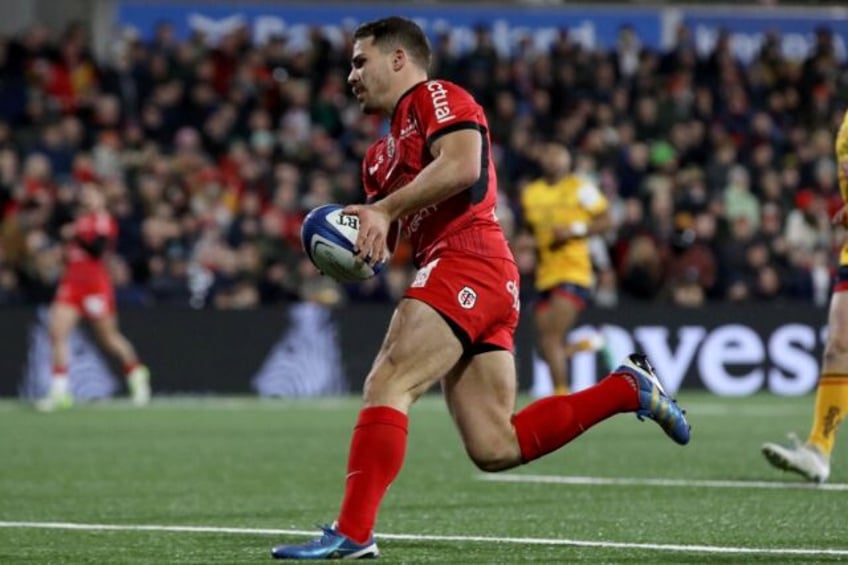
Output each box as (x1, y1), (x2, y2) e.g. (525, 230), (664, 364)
(824, 338), (848, 367)
(466, 441), (520, 472)
(361, 343), (417, 403)
(47, 322), (67, 344)
(95, 330), (118, 349)
(361, 367), (409, 408)
(538, 331), (556, 346)
(469, 451), (515, 473)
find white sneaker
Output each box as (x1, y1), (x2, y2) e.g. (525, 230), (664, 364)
(127, 365), (151, 406)
(35, 379), (73, 412)
(762, 433), (830, 483)
(574, 331), (605, 352)
(575, 329), (616, 371)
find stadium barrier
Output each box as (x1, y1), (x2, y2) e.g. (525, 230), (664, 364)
(114, 2), (848, 65)
(0, 303), (827, 398)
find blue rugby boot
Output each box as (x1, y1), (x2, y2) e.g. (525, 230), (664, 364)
(615, 353), (691, 445)
(272, 524), (379, 560)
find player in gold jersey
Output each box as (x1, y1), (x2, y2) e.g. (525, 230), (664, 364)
(520, 143), (613, 395)
(762, 109), (848, 482)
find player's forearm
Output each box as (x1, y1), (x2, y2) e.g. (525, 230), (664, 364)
(552, 212), (613, 244)
(376, 154), (479, 221)
(587, 212), (614, 236)
(76, 236), (109, 258)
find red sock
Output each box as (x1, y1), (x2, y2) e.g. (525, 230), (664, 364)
(52, 364), (68, 377)
(336, 406), (408, 544)
(123, 361), (140, 376)
(512, 374), (639, 462)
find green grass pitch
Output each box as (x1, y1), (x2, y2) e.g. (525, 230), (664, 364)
(0, 393), (846, 563)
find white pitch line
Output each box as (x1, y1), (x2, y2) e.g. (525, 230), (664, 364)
(0, 520), (846, 557)
(478, 473), (848, 491)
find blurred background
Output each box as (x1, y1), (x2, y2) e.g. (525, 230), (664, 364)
(0, 0), (846, 398)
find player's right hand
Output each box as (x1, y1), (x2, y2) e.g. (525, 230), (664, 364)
(342, 203), (391, 267)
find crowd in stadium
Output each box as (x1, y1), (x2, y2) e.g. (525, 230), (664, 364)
(0, 20), (845, 309)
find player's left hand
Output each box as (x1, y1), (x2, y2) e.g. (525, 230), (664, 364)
(343, 203), (391, 267)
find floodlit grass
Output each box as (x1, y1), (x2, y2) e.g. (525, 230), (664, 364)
(0, 393), (845, 563)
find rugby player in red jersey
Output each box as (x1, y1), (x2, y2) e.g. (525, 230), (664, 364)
(37, 182), (151, 411)
(272, 17), (689, 560)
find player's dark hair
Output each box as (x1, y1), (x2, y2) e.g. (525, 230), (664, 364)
(354, 17), (432, 71)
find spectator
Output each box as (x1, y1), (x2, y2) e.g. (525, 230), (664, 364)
(0, 20), (844, 309)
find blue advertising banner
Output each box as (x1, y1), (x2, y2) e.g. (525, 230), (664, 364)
(115, 2), (662, 55)
(681, 8), (848, 63)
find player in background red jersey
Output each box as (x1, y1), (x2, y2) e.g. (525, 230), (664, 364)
(36, 183), (150, 411)
(272, 17), (690, 560)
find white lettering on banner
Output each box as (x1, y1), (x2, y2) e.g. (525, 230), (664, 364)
(426, 81), (456, 124)
(189, 13), (601, 57)
(183, 12), (847, 64)
(254, 15), (285, 44)
(698, 325), (765, 396)
(767, 324), (819, 396)
(491, 19), (597, 54)
(693, 25), (847, 64)
(430, 18), (597, 55)
(551, 322), (826, 397)
(634, 326), (706, 394)
(187, 13), (246, 44)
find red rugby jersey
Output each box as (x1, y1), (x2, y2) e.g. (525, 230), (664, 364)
(66, 210), (117, 267)
(362, 80), (513, 267)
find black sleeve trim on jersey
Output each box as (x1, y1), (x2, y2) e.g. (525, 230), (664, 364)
(76, 235), (109, 258)
(471, 128), (491, 205)
(425, 121), (482, 148)
(425, 122), (490, 205)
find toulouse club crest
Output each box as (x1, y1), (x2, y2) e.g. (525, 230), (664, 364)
(457, 286), (477, 309)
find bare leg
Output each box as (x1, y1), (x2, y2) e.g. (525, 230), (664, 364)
(88, 313), (138, 368)
(445, 349), (643, 472)
(761, 291), (848, 482)
(89, 313), (150, 405)
(808, 291), (848, 454)
(443, 350), (522, 471)
(534, 293), (581, 395)
(334, 299), (464, 544)
(48, 303), (79, 374)
(39, 303), (80, 410)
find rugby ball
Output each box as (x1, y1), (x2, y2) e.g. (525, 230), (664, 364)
(301, 204), (384, 282)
